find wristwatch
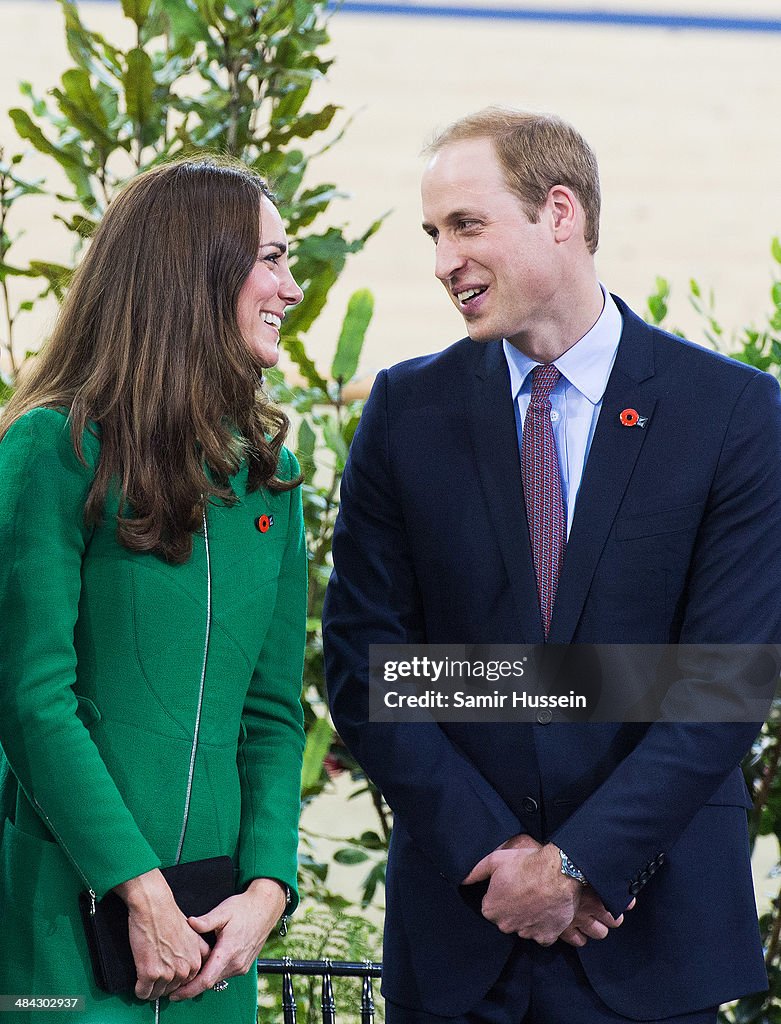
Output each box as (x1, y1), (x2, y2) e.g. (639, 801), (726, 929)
(559, 848), (588, 885)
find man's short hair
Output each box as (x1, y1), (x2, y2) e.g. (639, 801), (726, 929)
(425, 107), (601, 255)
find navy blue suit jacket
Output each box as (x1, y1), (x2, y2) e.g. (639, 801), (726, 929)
(323, 298), (781, 1019)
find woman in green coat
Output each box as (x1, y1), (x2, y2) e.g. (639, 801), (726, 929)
(0, 159), (308, 1021)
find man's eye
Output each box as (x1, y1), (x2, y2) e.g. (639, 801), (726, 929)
(458, 220), (479, 231)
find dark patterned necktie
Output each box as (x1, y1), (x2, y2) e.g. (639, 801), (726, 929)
(521, 364), (566, 637)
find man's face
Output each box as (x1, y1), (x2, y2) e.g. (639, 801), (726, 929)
(421, 137), (561, 350)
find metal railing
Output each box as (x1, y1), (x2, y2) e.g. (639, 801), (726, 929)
(257, 958), (383, 1024)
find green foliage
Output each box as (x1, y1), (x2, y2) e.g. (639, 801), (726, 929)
(0, 149), (46, 377)
(259, 908), (383, 1024)
(1, 0), (380, 364)
(645, 275), (669, 326)
(301, 716), (335, 794)
(671, 237), (781, 378)
(266, 279), (393, 913)
(332, 289), (374, 384)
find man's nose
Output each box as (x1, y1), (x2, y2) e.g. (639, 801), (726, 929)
(434, 238), (466, 283)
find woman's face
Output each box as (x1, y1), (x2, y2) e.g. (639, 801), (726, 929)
(237, 195), (303, 368)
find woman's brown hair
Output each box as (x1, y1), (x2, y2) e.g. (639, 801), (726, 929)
(1, 157), (299, 564)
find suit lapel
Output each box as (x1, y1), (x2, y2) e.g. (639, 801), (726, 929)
(467, 342), (545, 643)
(549, 300), (657, 643)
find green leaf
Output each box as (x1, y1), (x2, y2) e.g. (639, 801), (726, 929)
(358, 830), (385, 850)
(647, 294), (667, 326)
(772, 237), (781, 266)
(300, 715), (333, 791)
(342, 411), (362, 449)
(9, 109), (96, 208)
(298, 852), (328, 881)
(283, 336), (329, 391)
(52, 70), (116, 157)
(225, 0), (257, 14)
(297, 230), (352, 266)
(9, 108), (82, 171)
(59, 0), (123, 81)
(283, 260), (339, 340)
(333, 848), (369, 865)
(284, 184), (346, 233)
(154, 0), (210, 54)
(273, 85), (309, 123)
(125, 48), (155, 130)
(322, 418), (349, 471)
(0, 377), (14, 405)
(121, 0), (152, 25)
(361, 861), (386, 906)
(0, 264), (36, 282)
(772, 282), (781, 310)
(53, 213), (97, 238)
(268, 105), (339, 146)
(0, 175), (45, 201)
(358, 213), (386, 247)
(332, 289), (373, 383)
(297, 418), (316, 470)
(27, 260), (73, 300)
(18, 81), (48, 118)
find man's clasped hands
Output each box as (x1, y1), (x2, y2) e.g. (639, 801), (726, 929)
(463, 834), (634, 948)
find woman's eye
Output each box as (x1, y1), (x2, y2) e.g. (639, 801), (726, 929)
(263, 254), (281, 265)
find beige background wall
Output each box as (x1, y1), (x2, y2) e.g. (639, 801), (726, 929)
(312, 1), (781, 381)
(1, 0), (779, 911)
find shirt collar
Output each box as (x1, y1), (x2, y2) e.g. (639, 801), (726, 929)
(503, 286), (623, 405)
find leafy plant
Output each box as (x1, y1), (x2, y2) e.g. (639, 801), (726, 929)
(2, 0), (384, 380)
(0, 148), (45, 390)
(269, 283), (393, 912)
(260, 907), (383, 1024)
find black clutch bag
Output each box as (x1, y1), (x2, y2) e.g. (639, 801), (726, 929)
(79, 855), (235, 994)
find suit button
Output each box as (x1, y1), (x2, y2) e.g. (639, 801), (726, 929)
(639, 870), (649, 884)
(648, 863), (657, 875)
(656, 853), (665, 866)
(537, 709), (553, 725)
(629, 882), (641, 896)
(522, 797), (539, 813)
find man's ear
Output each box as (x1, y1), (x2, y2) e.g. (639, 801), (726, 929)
(547, 185), (578, 243)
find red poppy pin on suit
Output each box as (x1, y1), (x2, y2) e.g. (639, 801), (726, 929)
(255, 514), (274, 533)
(620, 407), (649, 429)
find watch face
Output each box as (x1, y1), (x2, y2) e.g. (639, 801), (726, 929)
(560, 851), (587, 884)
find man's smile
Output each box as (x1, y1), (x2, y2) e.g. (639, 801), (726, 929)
(454, 285), (489, 312)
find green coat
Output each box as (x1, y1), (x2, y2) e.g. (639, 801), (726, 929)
(0, 408), (307, 1022)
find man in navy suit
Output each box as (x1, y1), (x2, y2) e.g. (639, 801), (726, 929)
(323, 108), (781, 1023)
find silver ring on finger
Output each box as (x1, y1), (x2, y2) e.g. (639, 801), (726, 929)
(212, 980), (229, 992)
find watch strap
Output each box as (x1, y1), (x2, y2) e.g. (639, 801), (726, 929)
(559, 848), (588, 885)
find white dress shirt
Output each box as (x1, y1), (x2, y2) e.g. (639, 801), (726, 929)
(503, 287), (623, 538)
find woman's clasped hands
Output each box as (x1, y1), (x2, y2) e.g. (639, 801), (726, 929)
(115, 871), (286, 1002)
